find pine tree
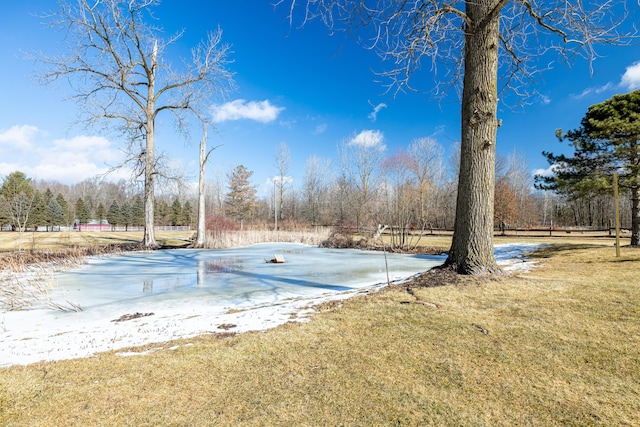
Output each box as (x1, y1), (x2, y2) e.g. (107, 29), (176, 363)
(95, 202), (106, 230)
(224, 165), (257, 230)
(75, 198), (91, 229)
(132, 196), (144, 227)
(171, 198), (183, 226)
(537, 90), (640, 246)
(120, 201), (133, 231)
(183, 200), (193, 228)
(46, 198), (65, 231)
(55, 194), (70, 228)
(107, 200), (120, 231)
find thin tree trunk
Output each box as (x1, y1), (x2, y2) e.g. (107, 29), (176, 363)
(445, 0), (502, 274)
(196, 127), (207, 247)
(143, 43), (158, 248)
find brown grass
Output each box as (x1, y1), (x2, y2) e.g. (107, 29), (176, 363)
(0, 234), (638, 425)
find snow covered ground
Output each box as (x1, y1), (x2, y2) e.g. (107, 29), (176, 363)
(0, 243), (539, 368)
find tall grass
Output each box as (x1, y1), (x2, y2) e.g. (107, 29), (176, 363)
(0, 245), (139, 312)
(203, 227), (332, 249)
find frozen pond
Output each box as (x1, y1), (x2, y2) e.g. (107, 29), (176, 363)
(53, 243), (445, 311)
(1, 243), (446, 367)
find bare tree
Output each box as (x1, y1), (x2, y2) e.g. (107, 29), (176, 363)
(342, 130), (386, 230)
(408, 137), (444, 229)
(280, 0), (635, 274)
(37, 0), (233, 247)
(303, 156), (332, 225)
(274, 141), (291, 228)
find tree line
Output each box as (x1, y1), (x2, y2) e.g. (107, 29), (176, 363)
(0, 172), (194, 232)
(3, 86), (637, 243)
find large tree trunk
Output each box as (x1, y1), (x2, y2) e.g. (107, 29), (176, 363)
(445, 0), (502, 274)
(631, 185), (640, 246)
(143, 44), (158, 248)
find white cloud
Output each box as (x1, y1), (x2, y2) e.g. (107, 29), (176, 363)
(571, 82), (614, 99)
(621, 61), (640, 90)
(0, 124), (40, 152)
(210, 99), (285, 123)
(313, 123), (328, 135)
(368, 102), (387, 121)
(348, 129), (385, 149)
(533, 167), (553, 177)
(0, 132), (127, 184)
(533, 163), (564, 178)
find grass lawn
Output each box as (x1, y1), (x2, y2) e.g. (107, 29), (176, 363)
(0, 232), (638, 426)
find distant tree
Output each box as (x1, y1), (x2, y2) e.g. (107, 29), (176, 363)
(38, 0), (234, 248)
(407, 137), (444, 229)
(274, 141), (291, 227)
(107, 200), (121, 231)
(154, 199), (171, 226)
(282, 0), (635, 274)
(28, 191), (46, 231)
(75, 198), (91, 229)
(132, 196), (145, 227)
(224, 165), (257, 231)
(95, 202), (106, 230)
(537, 90), (640, 246)
(494, 176), (519, 234)
(342, 131), (385, 230)
(120, 201), (133, 231)
(381, 149), (417, 249)
(55, 193), (71, 227)
(46, 198), (65, 231)
(183, 200), (193, 228)
(303, 156), (331, 225)
(171, 198), (183, 226)
(42, 188), (55, 231)
(0, 172), (37, 249)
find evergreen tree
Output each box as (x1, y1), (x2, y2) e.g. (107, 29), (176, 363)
(120, 201), (133, 231)
(171, 198), (183, 226)
(42, 189), (55, 231)
(154, 199), (171, 226)
(107, 200), (121, 230)
(75, 198), (91, 229)
(95, 202), (106, 230)
(55, 193), (70, 227)
(537, 90), (640, 246)
(0, 171), (37, 232)
(183, 200), (193, 228)
(224, 165), (257, 230)
(132, 196), (144, 227)
(46, 198), (65, 231)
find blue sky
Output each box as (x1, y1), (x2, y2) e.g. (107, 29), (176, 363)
(1, 1), (639, 197)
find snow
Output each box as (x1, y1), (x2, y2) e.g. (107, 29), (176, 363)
(0, 242), (540, 368)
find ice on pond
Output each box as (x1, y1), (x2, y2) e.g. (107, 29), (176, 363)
(1, 243), (445, 367)
(0, 243), (540, 367)
(52, 243), (445, 311)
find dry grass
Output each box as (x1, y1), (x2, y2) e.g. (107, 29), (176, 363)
(0, 236), (638, 426)
(203, 227), (331, 248)
(0, 230), (194, 253)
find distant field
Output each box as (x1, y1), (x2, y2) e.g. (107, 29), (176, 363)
(0, 230), (194, 252)
(0, 229), (628, 254)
